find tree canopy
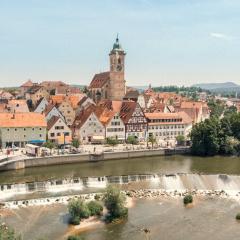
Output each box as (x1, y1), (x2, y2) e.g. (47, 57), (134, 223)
(190, 112), (240, 156)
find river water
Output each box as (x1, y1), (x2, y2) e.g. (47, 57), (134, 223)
(1, 155), (240, 239)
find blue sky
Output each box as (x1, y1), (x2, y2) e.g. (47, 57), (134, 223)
(0, 0), (240, 87)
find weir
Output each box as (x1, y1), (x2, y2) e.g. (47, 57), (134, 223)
(1, 173), (240, 201)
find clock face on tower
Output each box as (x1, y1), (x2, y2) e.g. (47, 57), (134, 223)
(116, 64), (122, 71)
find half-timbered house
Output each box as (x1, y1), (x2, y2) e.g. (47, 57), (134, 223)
(120, 101), (148, 141)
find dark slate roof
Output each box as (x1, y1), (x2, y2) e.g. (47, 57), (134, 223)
(47, 116), (60, 131)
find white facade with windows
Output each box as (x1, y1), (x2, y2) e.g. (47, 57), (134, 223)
(47, 117), (72, 144)
(146, 112), (192, 141)
(75, 112), (105, 143)
(34, 98), (49, 113)
(0, 113), (47, 148)
(105, 113), (125, 140)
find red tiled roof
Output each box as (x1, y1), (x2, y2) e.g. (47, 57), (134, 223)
(0, 112), (47, 127)
(50, 95), (82, 109)
(146, 111), (192, 124)
(119, 101), (137, 124)
(41, 81), (68, 88)
(89, 72), (110, 88)
(94, 100), (123, 126)
(21, 80), (34, 87)
(72, 105), (96, 129)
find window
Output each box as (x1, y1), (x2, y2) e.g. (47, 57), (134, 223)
(24, 128), (26, 131)
(32, 128), (35, 131)
(51, 133), (55, 137)
(39, 134), (42, 137)
(39, 128), (42, 131)
(15, 129), (17, 131)
(57, 133), (61, 136)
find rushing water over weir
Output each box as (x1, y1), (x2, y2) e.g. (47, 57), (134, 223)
(1, 173), (240, 200)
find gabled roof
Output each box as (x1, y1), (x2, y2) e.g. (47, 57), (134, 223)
(41, 81), (68, 88)
(124, 90), (139, 99)
(119, 101), (138, 124)
(97, 100), (122, 112)
(50, 95), (82, 109)
(26, 85), (42, 94)
(0, 91), (13, 99)
(77, 96), (88, 106)
(21, 80), (34, 87)
(34, 97), (46, 111)
(43, 104), (55, 116)
(47, 116), (62, 130)
(94, 100), (123, 126)
(89, 72), (110, 88)
(72, 105), (97, 129)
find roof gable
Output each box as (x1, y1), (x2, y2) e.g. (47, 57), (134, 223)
(89, 72), (110, 88)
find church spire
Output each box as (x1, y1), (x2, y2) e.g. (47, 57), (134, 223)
(112, 34), (123, 51)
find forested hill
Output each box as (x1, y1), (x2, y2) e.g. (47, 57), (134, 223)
(193, 82), (240, 93)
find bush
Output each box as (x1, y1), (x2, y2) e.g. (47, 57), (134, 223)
(72, 139), (80, 149)
(68, 199), (90, 224)
(94, 194), (101, 201)
(183, 195), (193, 205)
(0, 223), (22, 240)
(236, 213), (240, 220)
(106, 137), (119, 147)
(87, 201), (103, 216)
(104, 185), (128, 222)
(69, 216), (80, 225)
(176, 135), (185, 146)
(126, 136), (138, 145)
(67, 236), (82, 240)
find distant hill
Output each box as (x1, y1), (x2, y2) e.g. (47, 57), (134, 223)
(128, 86), (149, 93)
(70, 84), (85, 90)
(193, 82), (240, 93)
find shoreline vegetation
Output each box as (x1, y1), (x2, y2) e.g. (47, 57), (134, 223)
(191, 109), (240, 157)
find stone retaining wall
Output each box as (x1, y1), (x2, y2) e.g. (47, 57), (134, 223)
(0, 147), (190, 171)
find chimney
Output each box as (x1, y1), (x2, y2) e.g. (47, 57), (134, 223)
(11, 110), (16, 119)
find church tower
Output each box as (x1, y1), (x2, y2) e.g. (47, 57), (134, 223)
(109, 36), (126, 101)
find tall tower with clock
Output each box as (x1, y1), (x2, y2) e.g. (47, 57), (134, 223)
(109, 36), (126, 101)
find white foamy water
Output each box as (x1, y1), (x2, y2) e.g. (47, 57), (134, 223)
(1, 174), (240, 201)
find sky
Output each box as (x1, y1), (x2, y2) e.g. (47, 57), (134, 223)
(0, 0), (240, 87)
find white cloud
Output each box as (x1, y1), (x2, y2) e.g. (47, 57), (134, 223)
(210, 32), (234, 41)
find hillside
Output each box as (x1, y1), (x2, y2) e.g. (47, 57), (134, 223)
(193, 82), (240, 92)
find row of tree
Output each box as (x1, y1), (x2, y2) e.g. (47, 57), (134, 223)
(190, 112), (240, 156)
(153, 85), (203, 93)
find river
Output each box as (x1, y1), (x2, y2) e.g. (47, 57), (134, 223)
(1, 155), (240, 240)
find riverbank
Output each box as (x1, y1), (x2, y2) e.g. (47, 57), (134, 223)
(0, 147), (190, 171)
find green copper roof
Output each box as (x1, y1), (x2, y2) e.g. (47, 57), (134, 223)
(112, 35), (122, 50)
